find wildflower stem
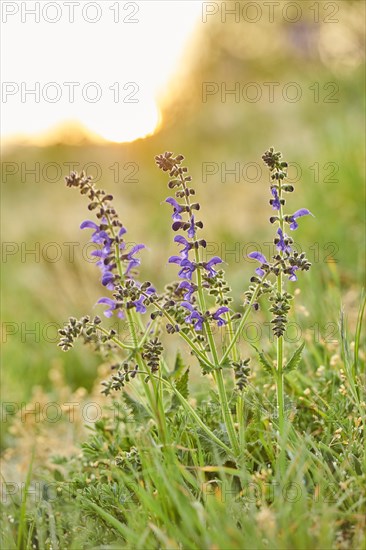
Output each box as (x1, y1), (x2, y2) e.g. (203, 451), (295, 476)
(219, 291), (246, 450)
(94, 325), (135, 351)
(276, 181), (286, 473)
(194, 238), (240, 455)
(152, 374), (233, 456)
(219, 278), (267, 366)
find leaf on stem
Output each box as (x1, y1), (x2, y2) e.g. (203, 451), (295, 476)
(284, 341), (305, 372)
(252, 345), (273, 374)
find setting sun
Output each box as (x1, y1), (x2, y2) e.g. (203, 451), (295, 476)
(1, 1), (202, 145)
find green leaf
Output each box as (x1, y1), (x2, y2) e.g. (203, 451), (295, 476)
(170, 369), (190, 409)
(175, 368), (190, 399)
(170, 351), (185, 379)
(123, 393), (151, 422)
(252, 345), (273, 374)
(284, 341), (305, 372)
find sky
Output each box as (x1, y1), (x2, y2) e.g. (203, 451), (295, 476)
(1, 1), (203, 144)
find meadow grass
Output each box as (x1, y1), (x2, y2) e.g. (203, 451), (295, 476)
(1, 290), (364, 549)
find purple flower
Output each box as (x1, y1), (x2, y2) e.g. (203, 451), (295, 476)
(166, 197), (184, 222)
(123, 244), (145, 276)
(212, 306), (229, 327)
(289, 209), (313, 230)
(271, 187), (281, 210)
(97, 297), (124, 319)
(248, 251), (267, 277)
(288, 266), (299, 282)
(174, 235), (192, 259)
(188, 215), (196, 239)
(203, 256), (223, 278)
(101, 271), (115, 289)
(181, 302), (204, 331)
(178, 259), (196, 280)
(276, 228), (291, 253)
(168, 255), (183, 265)
(170, 256), (196, 280)
(80, 220), (111, 245)
(131, 285), (155, 314)
(133, 295), (147, 314)
(178, 281), (196, 301)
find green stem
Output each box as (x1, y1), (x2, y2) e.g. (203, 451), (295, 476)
(154, 375), (232, 455)
(276, 334), (285, 436)
(95, 324), (135, 351)
(214, 368), (240, 456)
(219, 278), (267, 366)
(194, 241), (240, 455)
(276, 179), (286, 475)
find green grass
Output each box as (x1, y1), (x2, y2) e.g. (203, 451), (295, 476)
(1, 291), (364, 549)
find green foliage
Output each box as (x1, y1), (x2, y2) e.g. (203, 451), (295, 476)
(284, 341), (305, 373)
(252, 345), (273, 374)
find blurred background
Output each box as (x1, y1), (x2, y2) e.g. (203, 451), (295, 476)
(1, 1), (365, 455)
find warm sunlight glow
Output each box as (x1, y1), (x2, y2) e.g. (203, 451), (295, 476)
(1, 2), (202, 145)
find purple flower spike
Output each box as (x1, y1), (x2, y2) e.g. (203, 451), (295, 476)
(289, 209), (313, 230)
(212, 306), (229, 327)
(271, 187), (281, 210)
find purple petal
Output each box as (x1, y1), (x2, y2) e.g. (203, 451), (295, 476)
(102, 273), (114, 286)
(181, 301), (194, 312)
(292, 208), (313, 219)
(168, 255), (182, 264)
(97, 297), (115, 306)
(255, 268), (265, 277)
(215, 306), (229, 317)
(174, 235), (189, 245)
(206, 256), (223, 267)
(188, 216), (195, 239)
(194, 320), (203, 331)
(248, 251), (267, 264)
(165, 197), (179, 208)
(128, 244), (145, 257)
(80, 220), (98, 230)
